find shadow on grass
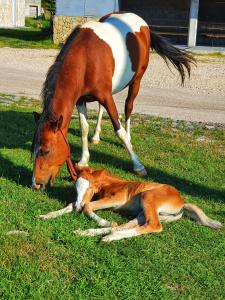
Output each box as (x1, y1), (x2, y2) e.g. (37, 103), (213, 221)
(0, 110), (224, 204)
(0, 28), (51, 42)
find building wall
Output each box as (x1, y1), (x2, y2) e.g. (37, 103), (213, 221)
(25, 0), (41, 18)
(56, 0), (119, 17)
(120, 0), (190, 26)
(54, 16), (98, 44)
(54, 0), (119, 44)
(0, 0), (25, 27)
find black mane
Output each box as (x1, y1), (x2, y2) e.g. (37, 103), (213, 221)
(41, 26), (81, 120)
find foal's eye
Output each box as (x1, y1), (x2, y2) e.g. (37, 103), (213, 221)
(39, 148), (49, 156)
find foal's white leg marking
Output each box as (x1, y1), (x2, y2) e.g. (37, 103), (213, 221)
(88, 212), (112, 227)
(116, 121), (146, 175)
(77, 104), (90, 166)
(40, 203), (74, 220)
(125, 117), (131, 143)
(101, 228), (139, 242)
(75, 177), (90, 212)
(74, 227), (113, 237)
(92, 104), (104, 144)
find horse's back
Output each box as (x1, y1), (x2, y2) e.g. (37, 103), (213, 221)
(81, 12), (150, 94)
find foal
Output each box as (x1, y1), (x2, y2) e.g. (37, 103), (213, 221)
(40, 166), (222, 242)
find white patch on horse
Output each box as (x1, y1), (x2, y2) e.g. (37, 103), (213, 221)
(81, 13), (147, 94)
(75, 177), (90, 212)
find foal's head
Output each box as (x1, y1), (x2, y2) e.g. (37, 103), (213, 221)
(32, 112), (69, 190)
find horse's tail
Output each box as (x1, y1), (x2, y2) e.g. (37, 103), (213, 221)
(183, 203), (223, 229)
(150, 31), (196, 85)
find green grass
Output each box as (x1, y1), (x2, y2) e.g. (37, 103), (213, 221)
(0, 27), (58, 49)
(0, 98), (224, 299)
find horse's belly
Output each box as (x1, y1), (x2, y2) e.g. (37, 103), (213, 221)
(82, 13), (148, 94)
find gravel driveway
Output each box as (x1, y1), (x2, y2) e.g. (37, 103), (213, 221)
(0, 48), (225, 123)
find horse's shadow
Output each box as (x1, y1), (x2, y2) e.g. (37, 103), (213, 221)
(0, 110), (224, 205)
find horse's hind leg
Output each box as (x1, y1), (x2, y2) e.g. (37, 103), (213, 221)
(98, 93), (146, 176)
(77, 103), (90, 166)
(125, 78), (141, 143)
(91, 103), (104, 144)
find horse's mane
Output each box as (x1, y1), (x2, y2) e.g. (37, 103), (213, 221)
(41, 26), (81, 121)
(31, 26), (81, 153)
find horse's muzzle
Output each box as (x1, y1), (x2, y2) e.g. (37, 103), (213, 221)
(32, 182), (45, 191)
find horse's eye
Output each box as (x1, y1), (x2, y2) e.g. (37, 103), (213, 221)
(39, 148), (49, 156)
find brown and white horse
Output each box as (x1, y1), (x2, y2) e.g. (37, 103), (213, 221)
(32, 12), (195, 189)
(40, 165), (222, 242)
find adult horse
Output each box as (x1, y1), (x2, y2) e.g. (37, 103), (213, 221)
(32, 12), (195, 190)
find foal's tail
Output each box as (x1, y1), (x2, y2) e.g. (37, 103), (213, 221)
(150, 31), (196, 84)
(183, 203), (223, 229)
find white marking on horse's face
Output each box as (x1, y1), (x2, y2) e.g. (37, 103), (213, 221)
(81, 13), (148, 94)
(75, 177), (90, 212)
(32, 145), (40, 189)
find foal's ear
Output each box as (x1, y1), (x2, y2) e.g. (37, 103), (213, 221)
(33, 112), (41, 124)
(51, 115), (63, 132)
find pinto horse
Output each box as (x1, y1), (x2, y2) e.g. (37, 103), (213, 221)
(32, 12), (195, 190)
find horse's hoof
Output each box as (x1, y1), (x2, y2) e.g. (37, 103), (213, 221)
(91, 139), (100, 145)
(135, 168), (147, 177)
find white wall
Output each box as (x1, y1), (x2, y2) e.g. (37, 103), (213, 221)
(0, 0), (25, 27)
(56, 0), (119, 17)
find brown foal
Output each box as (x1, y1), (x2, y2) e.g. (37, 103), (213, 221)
(40, 165), (222, 242)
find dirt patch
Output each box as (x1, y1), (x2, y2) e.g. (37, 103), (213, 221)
(0, 48), (224, 123)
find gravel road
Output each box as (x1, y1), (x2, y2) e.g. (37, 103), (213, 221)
(0, 47), (225, 123)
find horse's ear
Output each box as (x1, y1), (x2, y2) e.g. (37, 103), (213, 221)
(33, 112), (41, 124)
(51, 115), (63, 132)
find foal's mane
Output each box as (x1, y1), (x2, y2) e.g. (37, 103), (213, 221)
(41, 26), (81, 121)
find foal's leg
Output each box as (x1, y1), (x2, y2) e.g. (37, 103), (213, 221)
(99, 94), (147, 176)
(81, 191), (127, 227)
(77, 103), (90, 166)
(91, 103), (104, 144)
(101, 192), (162, 242)
(74, 212), (145, 237)
(125, 79), (141, 143)
(39, 203), (74, 220)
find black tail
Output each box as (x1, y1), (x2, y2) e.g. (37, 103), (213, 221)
(150, 31), (196, 85)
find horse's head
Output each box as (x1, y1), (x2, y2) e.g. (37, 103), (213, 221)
(32, 112), (69, 190)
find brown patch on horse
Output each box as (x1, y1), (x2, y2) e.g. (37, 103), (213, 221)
(126, 26), (150, 83)
(53, 28), (115, 113)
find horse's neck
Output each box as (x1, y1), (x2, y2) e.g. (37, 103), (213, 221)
(52, 92), (80, 134)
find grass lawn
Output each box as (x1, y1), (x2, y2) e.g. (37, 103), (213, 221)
(0, 97), (224, 299)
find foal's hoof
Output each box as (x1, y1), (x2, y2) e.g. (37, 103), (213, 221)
(135, 168), (147, 177)
(91, 139), (100, 145)
(110, 221), (118, 228)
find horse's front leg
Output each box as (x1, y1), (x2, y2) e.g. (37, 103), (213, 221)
(77, 103), (90, 166)
(101, 95), (147, 176)
(91, 103), (104, 144)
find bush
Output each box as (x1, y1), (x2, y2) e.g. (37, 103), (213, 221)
(25, 17), (50, 29)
